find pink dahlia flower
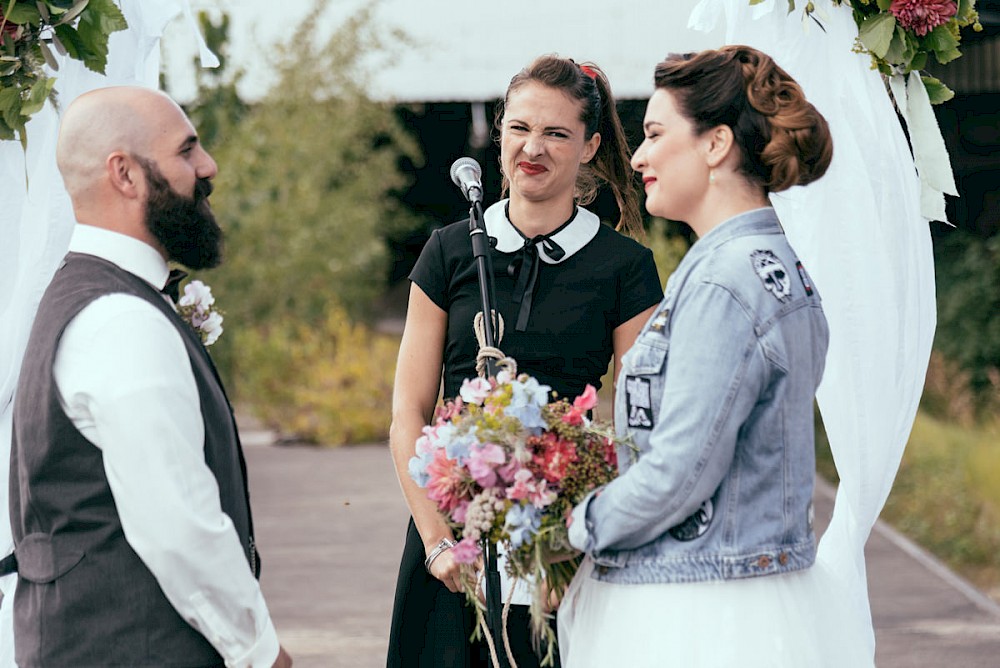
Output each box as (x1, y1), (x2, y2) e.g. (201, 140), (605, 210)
(890, 0), (958, 37)
(426, 449), (466, 513)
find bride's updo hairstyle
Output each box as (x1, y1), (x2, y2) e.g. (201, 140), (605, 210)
(499, 55), (643, 237)
(654, 46), (832, 193)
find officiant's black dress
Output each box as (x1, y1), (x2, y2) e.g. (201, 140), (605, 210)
(386, 204), (662, 668)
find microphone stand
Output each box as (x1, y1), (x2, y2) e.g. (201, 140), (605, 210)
(467, 198), (509, 668)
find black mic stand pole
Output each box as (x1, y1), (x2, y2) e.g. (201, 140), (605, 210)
(467, 198), (509, 668)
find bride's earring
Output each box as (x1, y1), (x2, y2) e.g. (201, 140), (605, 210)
(709, 169), (715, 185)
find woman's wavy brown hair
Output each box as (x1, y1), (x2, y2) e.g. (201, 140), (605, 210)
(497, 55), (643, 238)
(654, 45), (833, 193)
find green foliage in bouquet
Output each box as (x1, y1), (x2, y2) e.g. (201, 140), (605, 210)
(752, 0), (981, 103)
(0, 0), (127, 146)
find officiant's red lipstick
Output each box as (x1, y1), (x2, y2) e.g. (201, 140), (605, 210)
(518, 161), (547, 175)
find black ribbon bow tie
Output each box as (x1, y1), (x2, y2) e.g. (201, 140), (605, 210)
(161, 268), (189, 304)
(507, 235), (565, 332)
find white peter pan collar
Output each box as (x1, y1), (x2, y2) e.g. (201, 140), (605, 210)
(484, 199), (600, 264)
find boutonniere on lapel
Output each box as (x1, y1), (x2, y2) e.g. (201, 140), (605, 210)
(177, 280), (224, 346)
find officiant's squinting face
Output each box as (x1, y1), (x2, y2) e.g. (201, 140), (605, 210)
(500, 82), (600, 204)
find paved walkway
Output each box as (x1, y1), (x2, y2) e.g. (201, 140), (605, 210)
(244, 433), (1000, 667)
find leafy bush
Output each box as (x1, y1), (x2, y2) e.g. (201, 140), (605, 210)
(237, 305), (399, 445)
(646, 217), (689, 283)
(932, 231), (1000, 414)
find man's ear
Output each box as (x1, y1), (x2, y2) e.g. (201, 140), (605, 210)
(107, 152), (142, 199)
(704, 124), (735, 169)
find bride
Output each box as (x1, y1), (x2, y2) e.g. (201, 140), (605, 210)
(558, 45), (873, 667)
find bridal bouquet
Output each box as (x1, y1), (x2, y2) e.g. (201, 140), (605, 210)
(409, 371), (622, 665)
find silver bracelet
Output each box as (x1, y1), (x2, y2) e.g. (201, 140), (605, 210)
(424, 538), (456, 573)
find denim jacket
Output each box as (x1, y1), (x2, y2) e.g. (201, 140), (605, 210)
(568, 208), (829, 584)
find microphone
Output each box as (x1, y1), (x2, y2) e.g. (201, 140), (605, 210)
(450, 157), (483, 203)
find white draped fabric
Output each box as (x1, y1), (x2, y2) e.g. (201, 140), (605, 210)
(690, 0), (937, 660)
(0, 3), (215, 664)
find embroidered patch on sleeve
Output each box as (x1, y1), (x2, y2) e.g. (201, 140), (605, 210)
(796, 261), (814, 296)
(625, 376), (653, 429)
(750, 250), (791, 302)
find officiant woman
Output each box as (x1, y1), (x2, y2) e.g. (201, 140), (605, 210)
(386, 55), (662, 667)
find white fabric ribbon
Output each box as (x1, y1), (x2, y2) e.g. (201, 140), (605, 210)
(889, 73), (959, 223)
(690, 0), (936, 662)
(0, 2), (217, 664)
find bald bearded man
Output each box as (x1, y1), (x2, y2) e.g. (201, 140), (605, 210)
(7, 87), (292, 668)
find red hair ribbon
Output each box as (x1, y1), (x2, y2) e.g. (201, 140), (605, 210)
(580, 65), (598, 80)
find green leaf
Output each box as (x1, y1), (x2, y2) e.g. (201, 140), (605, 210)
(876, 0), (892, 10)
(74, 0), (127, 73)
(921, 75), (955, 104)
(958, 0), (975, 21)
(748, 0), (768, 5)
(52, 23), (87, 61)
(859, 12), (897, 58)
(5, 3), (42, 25)
(20, 75), (56, 116)
(0, 83), (22, 127)
(925, 24), (960, 52)
(934, 47), (962, 65)
(910, 51), (927, 72)
(0, 115), (15, 141)
(885, 26), (911, 66)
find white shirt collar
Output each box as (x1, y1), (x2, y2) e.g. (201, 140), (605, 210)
(68, 224), (170, 290)
(484, 199), (600, 264)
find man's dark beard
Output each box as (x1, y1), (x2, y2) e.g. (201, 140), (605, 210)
(138, 158), (223, 270)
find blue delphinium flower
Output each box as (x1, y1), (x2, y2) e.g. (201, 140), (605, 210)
(505, 502), (542, 549)
(507, 376), (551, 430)
(408, 451), (434, 488)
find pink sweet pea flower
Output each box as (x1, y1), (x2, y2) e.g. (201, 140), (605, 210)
(562, 407), (585, 426)
(497, 458), (521, 484)
(451, 500), (470, 524)
(507, 469), (557, 508)
(467, 442), (506, 488)
(435, 398), (464, 422)
(459, 377), (493, 405)
(573, 384), (598, 411)
(451, 536), (482, 565)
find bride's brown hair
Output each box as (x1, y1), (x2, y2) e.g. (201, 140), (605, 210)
(654, 45), (833, 193)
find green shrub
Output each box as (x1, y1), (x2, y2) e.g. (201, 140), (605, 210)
(933, 231), (1000, 413)
(235, 305), (399, 445)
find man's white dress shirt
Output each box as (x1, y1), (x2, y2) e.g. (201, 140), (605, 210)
(52, 225), (278, 667)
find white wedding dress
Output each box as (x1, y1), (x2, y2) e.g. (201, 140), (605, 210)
(559, 1), (937, 666)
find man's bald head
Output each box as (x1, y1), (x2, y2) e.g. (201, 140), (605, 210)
(55, 87), (185, 198)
